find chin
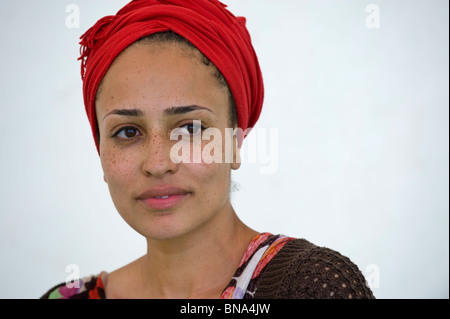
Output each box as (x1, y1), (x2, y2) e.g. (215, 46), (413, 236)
(130, 212), (196, 242)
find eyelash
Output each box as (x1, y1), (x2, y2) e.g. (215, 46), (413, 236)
(177, 121), (207, 135)
(110, 122), (207, 141)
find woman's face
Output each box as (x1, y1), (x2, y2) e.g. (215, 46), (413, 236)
(96, 42), (240, 241)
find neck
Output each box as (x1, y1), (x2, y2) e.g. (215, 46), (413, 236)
(138, 204), (258, 298)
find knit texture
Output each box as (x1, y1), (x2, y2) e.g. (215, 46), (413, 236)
(254, 239), (374, 299)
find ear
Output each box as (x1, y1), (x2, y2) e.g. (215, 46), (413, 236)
(103, 174), (107, 183)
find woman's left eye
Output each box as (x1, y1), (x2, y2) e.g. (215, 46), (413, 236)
(178, 121), (205, 135)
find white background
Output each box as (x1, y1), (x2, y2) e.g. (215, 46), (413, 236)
(0, 0), (448, 299)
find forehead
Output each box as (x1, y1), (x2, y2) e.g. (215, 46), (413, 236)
(95, 42), (229, 118)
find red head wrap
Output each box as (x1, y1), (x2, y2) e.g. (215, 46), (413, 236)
(79, 0), (264, 151)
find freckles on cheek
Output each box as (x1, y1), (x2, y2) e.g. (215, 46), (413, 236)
(101, 148), (136, 185)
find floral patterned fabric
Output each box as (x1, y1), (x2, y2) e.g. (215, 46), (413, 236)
(45, 272), (106, 299)
(41, 233), (294, 299)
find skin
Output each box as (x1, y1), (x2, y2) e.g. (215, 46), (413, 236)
(95, 41), (258, 298)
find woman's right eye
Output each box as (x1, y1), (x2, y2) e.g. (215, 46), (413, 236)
(112, 127), (142, 140)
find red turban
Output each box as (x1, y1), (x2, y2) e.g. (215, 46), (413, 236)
(79, 0), (264, 151)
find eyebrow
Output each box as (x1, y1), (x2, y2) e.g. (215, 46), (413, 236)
(164, 105), (213, 116)
(103, 105), (212, 121)
(103, 108), (144, 121)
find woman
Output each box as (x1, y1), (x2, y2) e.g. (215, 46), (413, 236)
(41, 0), (374, 299)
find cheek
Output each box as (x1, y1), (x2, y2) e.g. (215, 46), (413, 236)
(100, 148), (137, 189)
(189, 162), (231, 200)
(188, 132), (233, 198)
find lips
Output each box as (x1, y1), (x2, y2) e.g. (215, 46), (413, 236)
(136, 186), (191, 210)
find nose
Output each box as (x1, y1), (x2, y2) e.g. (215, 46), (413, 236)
(141, 129), (178, 177)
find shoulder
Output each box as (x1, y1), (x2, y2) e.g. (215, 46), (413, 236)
(40, 273), (106, 299)
(254, 239), (375, 299)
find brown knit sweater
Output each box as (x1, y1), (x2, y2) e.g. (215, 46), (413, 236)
(254, 238), (374, 299)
